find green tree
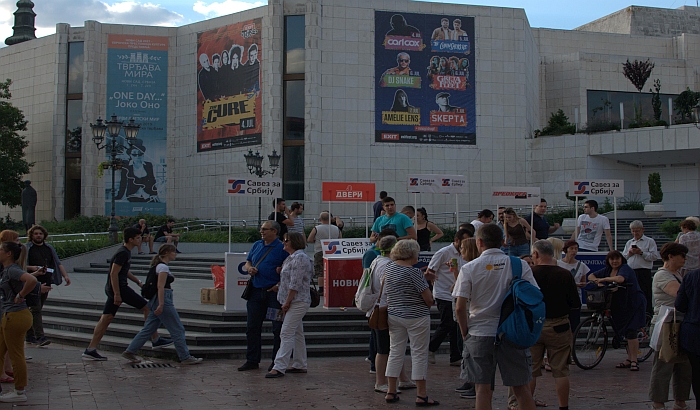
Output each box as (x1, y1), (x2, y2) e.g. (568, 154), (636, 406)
(0, 79), (33, 207)
(538, 109), (576, 136)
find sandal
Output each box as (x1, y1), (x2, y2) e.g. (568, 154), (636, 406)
(0, 376), (13, 383)
(385, 392), (400, 403)
(630, 361), (639, 371)
(534, 398), (548, 407)
(616, 359), (632, 368)
(416, 396), (440, 406)
(544, 364), (552, 372)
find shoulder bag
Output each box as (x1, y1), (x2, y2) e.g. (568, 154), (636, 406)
(241, 245), (276, 300)
(659, 276), (686, 363)
(309, 276), (320, 308)
(368, 275), (388, 330)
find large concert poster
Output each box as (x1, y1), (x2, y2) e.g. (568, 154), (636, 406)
(375, 12), (476, 145)
(105, 35), (168, 216)
(197, 19), (263, 152)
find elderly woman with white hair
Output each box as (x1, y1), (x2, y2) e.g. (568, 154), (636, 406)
(383, 239), (438, 406)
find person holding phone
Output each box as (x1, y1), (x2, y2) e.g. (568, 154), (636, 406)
(622, 220), (659, 318)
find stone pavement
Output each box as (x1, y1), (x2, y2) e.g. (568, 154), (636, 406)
(7, 340), (691, 409)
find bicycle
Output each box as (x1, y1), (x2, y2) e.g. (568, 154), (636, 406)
(572, 283), (654, 370)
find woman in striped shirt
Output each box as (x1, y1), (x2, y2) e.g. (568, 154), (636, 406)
(383, 239), (439, 406)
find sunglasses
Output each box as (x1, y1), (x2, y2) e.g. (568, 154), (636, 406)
(399, 59), (410, 63)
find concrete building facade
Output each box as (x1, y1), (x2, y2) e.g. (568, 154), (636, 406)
(1, 0), (699, 226)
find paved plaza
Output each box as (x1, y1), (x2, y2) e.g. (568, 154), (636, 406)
(5, 339), (685, 409)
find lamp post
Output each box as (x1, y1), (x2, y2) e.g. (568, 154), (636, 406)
(243, 149), (281, 227)
(90, 114), (141, 243)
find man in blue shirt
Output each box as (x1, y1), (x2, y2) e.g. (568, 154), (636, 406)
(238, 221), (289, 372)
(370, 197), (416, 242)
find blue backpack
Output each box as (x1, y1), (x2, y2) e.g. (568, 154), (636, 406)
(496, 256), (546, 349)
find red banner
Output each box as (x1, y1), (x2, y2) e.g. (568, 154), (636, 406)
(322, 182), (376, 202)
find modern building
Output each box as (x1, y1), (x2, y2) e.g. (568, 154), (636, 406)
(1, 0), (699, 226)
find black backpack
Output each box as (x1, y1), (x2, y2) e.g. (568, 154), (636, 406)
(141, 265), (158, 300)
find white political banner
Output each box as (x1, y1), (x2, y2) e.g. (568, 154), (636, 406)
(407, 174), (467, 194)
(224, 252), (249, 312)
(569, 179), (625, 198)
(226, 177), (282, 197)
(491, 186), (541, 206)
(320, 238), (373, 258)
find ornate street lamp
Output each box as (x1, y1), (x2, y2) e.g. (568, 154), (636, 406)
(244, 149), (281, 227)
(90, 114), (140, 243)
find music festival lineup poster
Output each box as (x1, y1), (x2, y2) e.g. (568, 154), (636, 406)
(105, 35), (168, 216)
(375, 11), (476, 145)
(197, 19), (263, 152)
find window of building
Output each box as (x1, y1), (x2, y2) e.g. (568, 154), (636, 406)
(587, 90), (678, 129)
(65, 41), (84, 219)
(283, 16), (305, 201)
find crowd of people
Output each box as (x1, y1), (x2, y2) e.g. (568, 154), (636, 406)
(2, 196), (700, 409)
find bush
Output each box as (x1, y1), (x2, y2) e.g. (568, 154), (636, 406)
(180, 228), (261, 243)
(545, 208), (578, 226)
(648, 172), (663, 204)
(538, 109), (576, 136)
(0, 214), (24, 232)
(580, 118), (620, 134)
(37, 213), (186, 235)
(658, 219), (682, 240)
(49, 237), (114, 259)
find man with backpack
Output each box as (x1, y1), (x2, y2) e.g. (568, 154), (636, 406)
(453, 224), (538, 410)
(528, 240), (580, 410)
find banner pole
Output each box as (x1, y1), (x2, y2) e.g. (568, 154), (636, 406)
(530, 205), (535, 248)
(228, 195), (231, 253)
(575, 196), (579, 239)
(614, 196), (618, 250)
(365, 201), (369, 239)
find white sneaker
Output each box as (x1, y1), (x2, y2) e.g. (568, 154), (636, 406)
(428, 351), (436, 364)
(181, 356), (203, 365)
(0, 390), (27, 402)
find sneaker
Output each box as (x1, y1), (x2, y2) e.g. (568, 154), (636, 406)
(24, 355), (31, 361)
(25, 336), (37, 344)
(37, 337), (51, 347)
(460, 386), (476, 399)
(121, 351), (141, 363)
(151, 337), (174, 350)
(364, 357), (371, 363)
(82, 349), (107, 361)
(369, 368), (376, 374)
(149, 252), (157, 254)
(374, 384), (389, 393)
(428, 351), (436, 364)
(455, 382), (473, 393)
(0, 390), (27, 402)
(450, 359), (462, 366)
(181, 356), (203, 365)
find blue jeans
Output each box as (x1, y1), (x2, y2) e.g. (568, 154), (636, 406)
(246, 287), (282, 364)
(126, 290), (190, 361)
(508, 243), (530, 257)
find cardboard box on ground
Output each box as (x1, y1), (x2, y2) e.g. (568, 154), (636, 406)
(201, 288), (225, 305)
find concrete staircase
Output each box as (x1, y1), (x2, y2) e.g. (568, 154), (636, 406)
(73, 254), (217, 280)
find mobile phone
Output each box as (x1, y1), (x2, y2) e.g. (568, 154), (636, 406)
(46, 267), (54, 273)
(631, 245), (638, 249)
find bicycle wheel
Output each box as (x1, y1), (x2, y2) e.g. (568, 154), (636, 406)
(636, 312), (654, 363)
(573, 315), (608, 370)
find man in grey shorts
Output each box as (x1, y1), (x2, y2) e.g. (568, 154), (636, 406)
(453, 223), (538, 410)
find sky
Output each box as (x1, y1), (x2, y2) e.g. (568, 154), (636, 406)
(0, 0), (692, 46)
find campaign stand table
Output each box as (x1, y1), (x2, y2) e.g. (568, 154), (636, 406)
(323, 255), (363, 308)
(224, 252), (249, 312)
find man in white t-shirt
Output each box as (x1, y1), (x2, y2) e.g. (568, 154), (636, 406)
(427, 228), (472, 366)
(571, 200), (613, 252)
(306, 212), (342, 285)
(453, 224), (538, 410)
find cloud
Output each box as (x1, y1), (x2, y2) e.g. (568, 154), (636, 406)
(192, 0), (265, 19)
(0, 0), (184, 44)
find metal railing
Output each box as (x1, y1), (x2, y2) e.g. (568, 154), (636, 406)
(20, 232), (112, 244)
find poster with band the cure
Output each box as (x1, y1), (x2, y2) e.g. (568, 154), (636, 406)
(106, 35), (168, 216)
(375, 11), (476, 145)
(197, 19), (262, 152)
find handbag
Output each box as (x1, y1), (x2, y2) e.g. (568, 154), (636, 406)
(368, 275), (388, 330)
(309, 277), (320, 308)
(659, 307), (686, 363)
(241, 245), (276, 300)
